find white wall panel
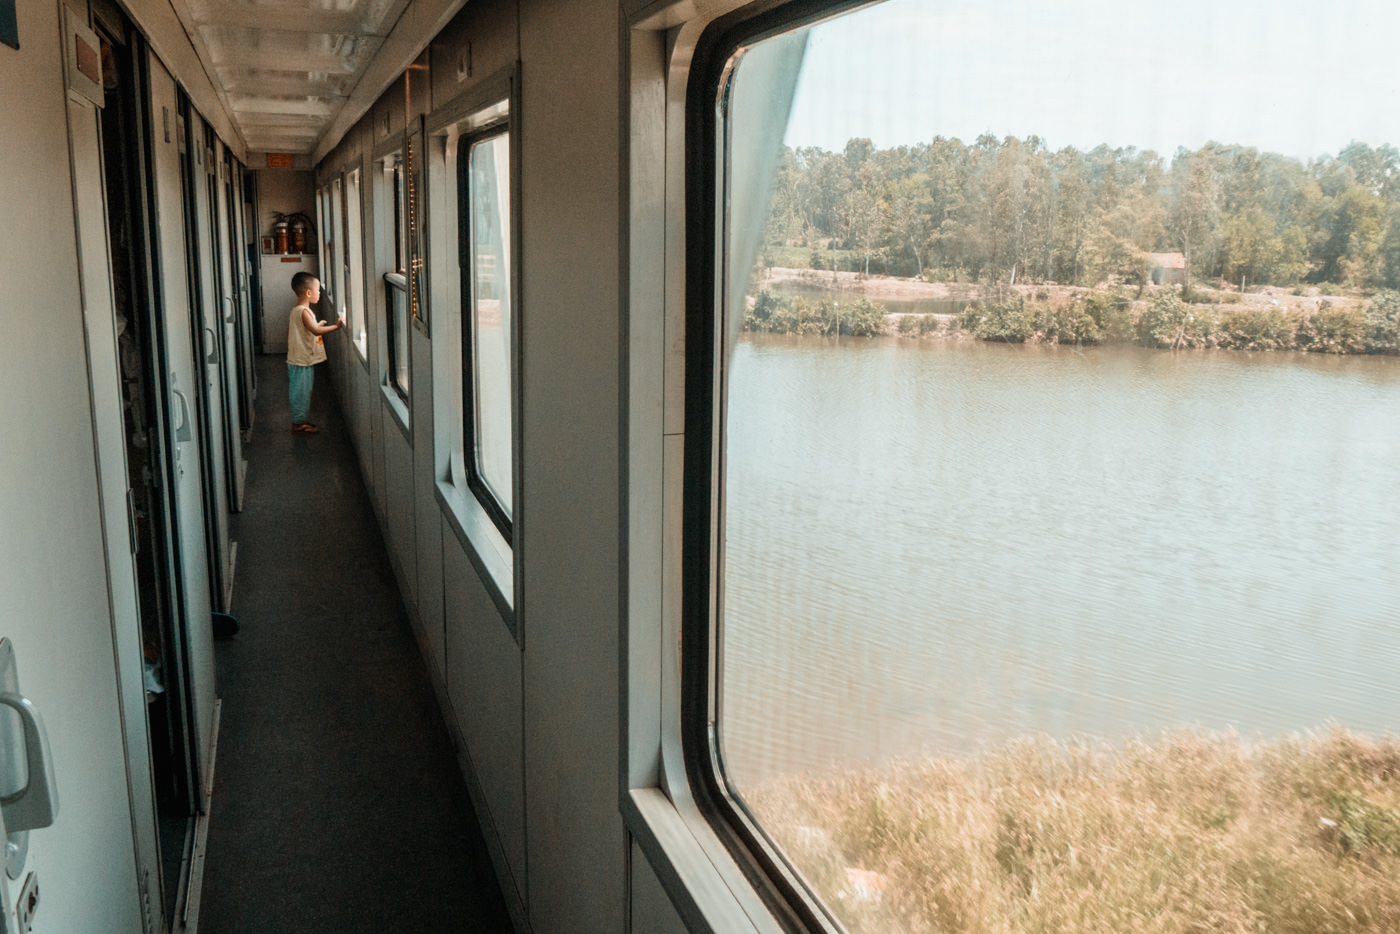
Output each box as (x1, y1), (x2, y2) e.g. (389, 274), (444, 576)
(443, 540), (527, 913)
(411, 326), (446, 675)
(518, 0), (625, 929)
(0, 0), (142, 928)
(382, 410), (417, 602)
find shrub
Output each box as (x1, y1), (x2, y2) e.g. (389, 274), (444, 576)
(1136, 289), (1192, 348)
(1039, 301), (1100, 345)
(835, 298), (888, 336)
(961, 298), (1037, 342)
(1364, 290), (1400, 354)
(1083, 292), (1136, 342)
(1218, 307), (1298, 351)
(749, 288), (781, 328)
(1298, 304), (1365, 354)
(744, 291), (887, 336)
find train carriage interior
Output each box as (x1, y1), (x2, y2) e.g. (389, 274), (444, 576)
(3, 0), (1399, 931)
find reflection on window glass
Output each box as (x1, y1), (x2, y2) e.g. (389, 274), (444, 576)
(392, 158), (406, 274)
(714, 1), (1400, 931)
(465, 131), (512, 530)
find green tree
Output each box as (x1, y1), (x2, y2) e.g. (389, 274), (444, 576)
(883, 175), (934, 277)
(1169, 146), (1223, 298)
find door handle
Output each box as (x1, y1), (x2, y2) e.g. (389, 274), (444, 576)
(204, 327), (220, 365)
(172, 388), (193, 442)
(0, 694), (58, 834)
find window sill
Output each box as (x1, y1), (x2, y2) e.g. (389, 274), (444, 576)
(624, 788), (788, 934)
(380, 382), (411, 442)
(435, 478), (516, 641)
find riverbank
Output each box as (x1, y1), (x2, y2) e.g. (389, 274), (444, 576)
(750, 271), (1400, 354)
(759, 267), (1361, 317)
(745, 727), (1400, 934)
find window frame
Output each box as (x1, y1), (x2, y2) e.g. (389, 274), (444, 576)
(345, 167), (368, 360)
(385, 270), (410, 402)
(406, 120), (429, 332)
(316, 184), (330, 273)
(328, 174), (344, 322)
(424, 68), (521, 633)
(373, 144), (413, 431)
(392, 156), (407, 275)
(457, 124), (514, 543)
(679, 2), (862, 932)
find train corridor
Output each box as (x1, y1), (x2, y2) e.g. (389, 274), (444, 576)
(197, 353), (513, 933)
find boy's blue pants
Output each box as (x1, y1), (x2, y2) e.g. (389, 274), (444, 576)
(288, 364), (314, 424)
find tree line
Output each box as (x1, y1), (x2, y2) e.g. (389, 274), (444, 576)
(763, 135), (1400, 292)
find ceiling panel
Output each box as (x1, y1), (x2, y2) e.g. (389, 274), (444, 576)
(167, 0), (412, 154)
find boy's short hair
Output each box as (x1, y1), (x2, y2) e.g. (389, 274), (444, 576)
(291, 271), (318, 295)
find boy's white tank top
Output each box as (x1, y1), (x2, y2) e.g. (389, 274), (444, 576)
(286, 304), (326, 366)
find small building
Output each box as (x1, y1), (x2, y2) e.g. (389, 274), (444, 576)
(1147, 251), (1187, 286)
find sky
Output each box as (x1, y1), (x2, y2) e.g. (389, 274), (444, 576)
(778, 0), (1400, 162)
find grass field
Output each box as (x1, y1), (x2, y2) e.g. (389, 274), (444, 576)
(746, 728), (1400, 933)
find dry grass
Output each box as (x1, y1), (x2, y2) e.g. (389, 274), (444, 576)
(745, 728), (1400, 933)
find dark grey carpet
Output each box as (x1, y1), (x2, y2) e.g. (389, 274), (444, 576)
(199, 355), (513, 933)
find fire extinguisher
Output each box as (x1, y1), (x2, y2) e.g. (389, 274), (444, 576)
(287, 212), (312, 254)
(273, 213), (290, 254)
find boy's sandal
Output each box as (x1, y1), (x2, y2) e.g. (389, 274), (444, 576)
(292, 423), (319, 433)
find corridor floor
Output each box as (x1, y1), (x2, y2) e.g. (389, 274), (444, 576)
(198, 354), (513, 933)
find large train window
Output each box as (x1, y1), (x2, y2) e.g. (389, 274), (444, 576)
(689, 1), (1400, 932)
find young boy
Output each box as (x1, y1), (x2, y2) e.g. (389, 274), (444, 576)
(286, 272), (343, 432)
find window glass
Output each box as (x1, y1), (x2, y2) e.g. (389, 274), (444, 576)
(346, 169), (367, 356)
(386, 272), (409, 399)
(329, 176), (343, 317)
(706, 2), (1400, 931)
(316, 187), (330, 270)
(391, 157), (407, 274)
(462, 130), (512, 533)
(379, 152), (410, 402)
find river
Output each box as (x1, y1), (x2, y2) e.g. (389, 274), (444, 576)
(719, 334), (1400, 788)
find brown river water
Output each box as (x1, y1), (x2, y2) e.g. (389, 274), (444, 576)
(719, 335), (1400, 786)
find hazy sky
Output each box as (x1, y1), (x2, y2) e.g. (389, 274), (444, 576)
(781, 0), (1400, 161)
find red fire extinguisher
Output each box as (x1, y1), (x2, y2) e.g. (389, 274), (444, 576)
(273, 214), (290, 254)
